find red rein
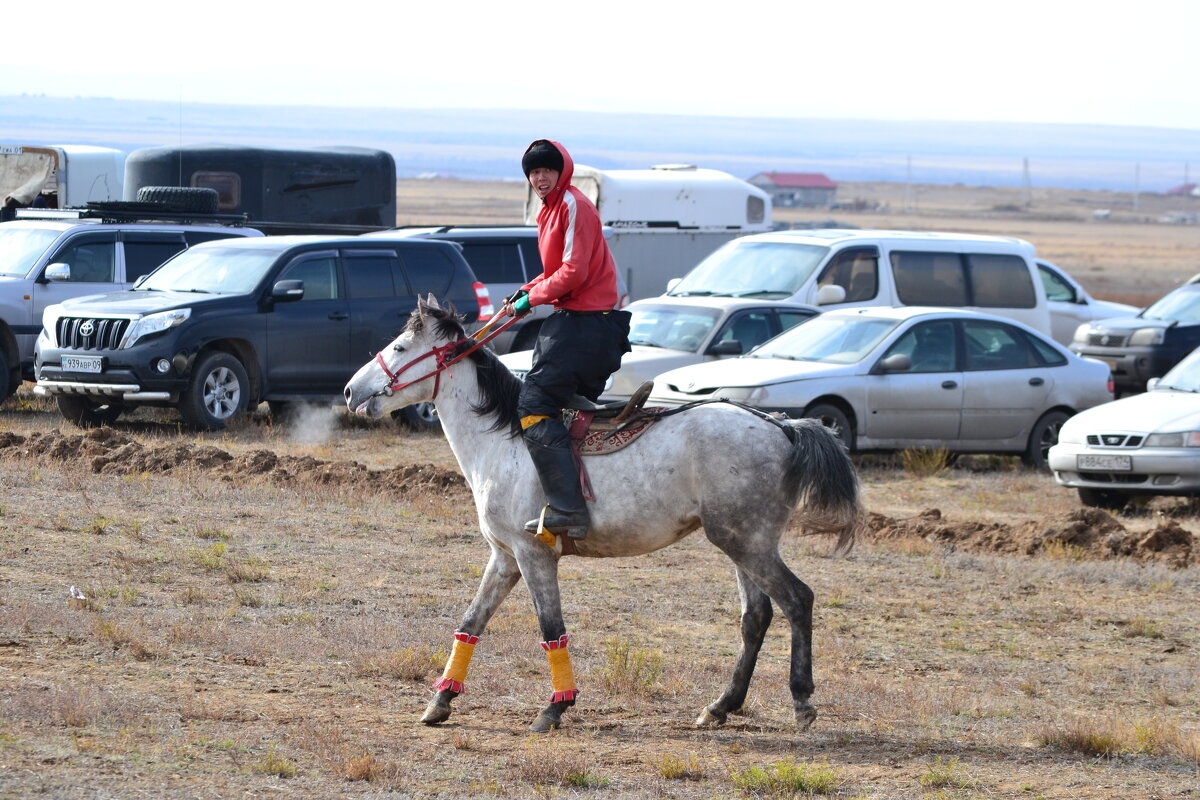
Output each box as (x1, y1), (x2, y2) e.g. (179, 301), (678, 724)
(374, 315), (520, 400)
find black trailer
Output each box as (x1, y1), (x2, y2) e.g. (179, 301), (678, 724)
(123, 144), (396, 234)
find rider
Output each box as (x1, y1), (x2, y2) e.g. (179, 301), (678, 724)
(502, 139), (631, 541)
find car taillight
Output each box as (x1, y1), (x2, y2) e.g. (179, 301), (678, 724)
(1107, 377), (1115, 394)
(473, 282), (494, 321)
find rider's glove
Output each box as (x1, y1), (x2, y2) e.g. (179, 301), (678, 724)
(504, 289), (529, 306)
(512, 294), (532, 315)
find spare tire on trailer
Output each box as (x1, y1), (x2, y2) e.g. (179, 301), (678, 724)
(135, 186), (219, 214)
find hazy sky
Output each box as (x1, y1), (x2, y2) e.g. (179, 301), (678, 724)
(7, 0), (1199, 130)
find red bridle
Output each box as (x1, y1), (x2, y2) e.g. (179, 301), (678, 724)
(372, 314), (520, 400)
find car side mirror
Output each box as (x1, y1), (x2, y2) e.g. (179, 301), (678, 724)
(44, 263), (70, 282)
(707, 339), (743, 356)
(816, 284), (846, 305)
(133, 274), (149, 288)
(1146, 377), (1160, 391)
(877, 353), (912, 373)
(272, 279), (305, 302)
(666, 278), (682, 294)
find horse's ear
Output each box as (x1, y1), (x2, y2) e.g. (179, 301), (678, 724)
(425, 294), (441, 311)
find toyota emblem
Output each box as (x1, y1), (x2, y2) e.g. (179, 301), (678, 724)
(79, 320), (95, 337)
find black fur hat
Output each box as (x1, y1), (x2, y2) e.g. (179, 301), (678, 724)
(522, 141), (564, 177)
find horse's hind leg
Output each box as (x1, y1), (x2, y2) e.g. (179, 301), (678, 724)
(422, 547), (520, 725)
(697, 566), (772, 728)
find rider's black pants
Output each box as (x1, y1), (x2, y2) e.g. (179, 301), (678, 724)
(516, 309), (631, 420)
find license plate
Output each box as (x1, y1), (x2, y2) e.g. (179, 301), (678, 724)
(1078, 453), (1132, 471)
(62, 355), (102, 373)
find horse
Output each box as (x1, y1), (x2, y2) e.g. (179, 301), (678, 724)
(343, 298), (860, 733)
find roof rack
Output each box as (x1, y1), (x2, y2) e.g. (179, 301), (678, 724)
(8, 204), (249, 226)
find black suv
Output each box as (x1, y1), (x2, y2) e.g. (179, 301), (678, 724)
(34, 236), (486, 429)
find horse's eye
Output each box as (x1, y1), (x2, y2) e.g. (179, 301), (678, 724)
(393, 344), (405, 353)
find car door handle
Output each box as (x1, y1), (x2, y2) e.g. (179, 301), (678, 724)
(1029, 377), (1044, 386)
(328, 311), (349, 321)
(941, 380), (958, 389)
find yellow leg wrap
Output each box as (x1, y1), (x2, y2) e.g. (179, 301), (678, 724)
(520, 414), (551, 430)
(433, 631), (478, 693)
(540, 634), (579, 702)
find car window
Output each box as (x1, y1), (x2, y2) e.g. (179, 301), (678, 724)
(1028, 333), (1068, 366)
(628, 305), (720, 351)
(966, 254), (1036, 308)
(755, 314), (899, 364)
(891, 251), (968, 306)
(715, 311), (776, 350)
(670, 241), (830, 299)
(140, 245), (280, 294)
(0, 226), (60, 277)
(963, 320), (1035, 370)
(282, 256), (339, 301)
(885, 320), (958, 373)
(817, 247), (879, 302)
(124, 236), (186, 281)
(185, 231), (243, 247)
(777, 311), (815, 332)
(457, 242), (525, 284)
(50, 234), (118, 282)
(398, 246), (454, 297)
(1142, 287), (1200, 324)
(344, 251), (398, 298)
(519, 241), (543, 281)
(1038, 263), (1077, 302)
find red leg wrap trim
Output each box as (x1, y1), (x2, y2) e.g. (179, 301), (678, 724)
(549, 689), (580, 703)
(433, 677), (465, 694)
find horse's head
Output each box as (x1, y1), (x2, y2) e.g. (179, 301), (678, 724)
(344, 296), (468, 417)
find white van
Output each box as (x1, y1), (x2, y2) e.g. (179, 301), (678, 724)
(526, 164), (770, 301)
(667, 229), (1054, 337)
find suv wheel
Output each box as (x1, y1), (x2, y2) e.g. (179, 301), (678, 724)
(56, 395), (123, 428)
(393, 402), (440, 432)
(0, 350), (10, 400)
(179, 352), (250, 431)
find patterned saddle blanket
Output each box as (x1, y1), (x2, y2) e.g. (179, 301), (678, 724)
(562, 407), (665, 456)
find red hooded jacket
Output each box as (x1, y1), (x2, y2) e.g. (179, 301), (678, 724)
(521, 140), (619, 312)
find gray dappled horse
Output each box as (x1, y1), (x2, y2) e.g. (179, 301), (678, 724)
(344, 298), (860, 733)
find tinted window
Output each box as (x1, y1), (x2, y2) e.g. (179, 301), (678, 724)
(398, 246), (454, 297)
(818, 247), (879, 302)
(185, 231), (243, 247)
(1038, 263), (1077, 302)
(967, 254), (1036, 308)
(282, 256), (339, 301)
(344, 252), (397, 298)
(884, 320), (958, 373)
(963, 320), (1035, 370)
(891, 251), (968, 306)
(1029, 333), (1068, 366)
(519, 241), (543, 280)
(716, 311), (775, 350)
(457, 243), (525, 284)
(778, 311), (815, 332)
(192, 171), (241, 211)
(124, 236), (186, 281)
(51, 234), (117, 283)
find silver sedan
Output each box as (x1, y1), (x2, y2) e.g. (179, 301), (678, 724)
(1049, 347), (1200, 508)
(650, 306), (1114, 469)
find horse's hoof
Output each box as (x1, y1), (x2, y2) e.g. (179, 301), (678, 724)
(794, 704), (817, 731)
(420, 700), (452, 725)
(695, 707), (726, 728)
(529, 712), (561, 733)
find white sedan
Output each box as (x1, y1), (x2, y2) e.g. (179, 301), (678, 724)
(1049, 347), (1200, 508)
(649, 306), (1114, 469)
(499, 296), (819, 401)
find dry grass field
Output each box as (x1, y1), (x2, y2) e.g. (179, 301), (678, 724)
(2, 180), (1199, 799)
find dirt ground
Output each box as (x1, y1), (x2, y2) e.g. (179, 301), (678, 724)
(2, 180), (1199, 799)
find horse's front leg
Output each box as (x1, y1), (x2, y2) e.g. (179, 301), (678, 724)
(514, 544), (577, 733)
(422, 547), (520, 725)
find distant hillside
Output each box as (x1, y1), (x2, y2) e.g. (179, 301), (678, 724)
(2, 94), (1198, 191)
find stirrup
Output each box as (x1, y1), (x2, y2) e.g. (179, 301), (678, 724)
(526, 505), (588, 543)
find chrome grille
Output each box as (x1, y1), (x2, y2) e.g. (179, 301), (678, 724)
(1085, 434), (1144, 448)
(57, 317), (129, 351)
(1086, 332), (1127, 347)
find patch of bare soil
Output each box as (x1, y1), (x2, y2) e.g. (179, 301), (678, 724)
(0, 428), (468, 497)
(867, 507), (1196, 568)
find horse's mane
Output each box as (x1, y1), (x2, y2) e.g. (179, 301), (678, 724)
(408, 301), (523, 437)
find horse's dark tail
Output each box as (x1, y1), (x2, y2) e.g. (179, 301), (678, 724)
(782, 417), (861, 554)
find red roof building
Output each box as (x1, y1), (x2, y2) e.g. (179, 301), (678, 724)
(748, 172), (838, 207)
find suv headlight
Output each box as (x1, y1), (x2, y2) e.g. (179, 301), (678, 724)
(1144, 431), (1200, 447)
(1129, 327), (1165, 346)
(40, 304), (64, 348)
(1072, 323), (1092, 344)
(121, 308), (192, 348)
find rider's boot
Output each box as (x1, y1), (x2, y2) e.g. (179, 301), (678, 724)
(522, 417), (590, 540)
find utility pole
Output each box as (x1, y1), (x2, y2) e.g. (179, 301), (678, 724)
(1021, 158), (1032, 208)
(1133, 163), (1140, 212)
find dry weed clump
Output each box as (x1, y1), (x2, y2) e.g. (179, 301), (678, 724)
(353, 645), (444, 681)
(1037, 716), (1200, 763)
(901, 447), (952, 477)
(597, 636), (665, 697)
(94, 618), (162, 661)
(918, 756), (975, 789)
(656, 751), (705, 781)
(251, 742), (297, 778)
(508, 738), (607, 788)
(730, 760), (841, 796)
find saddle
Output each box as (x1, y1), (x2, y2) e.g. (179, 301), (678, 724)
(561, 382), (659, 503)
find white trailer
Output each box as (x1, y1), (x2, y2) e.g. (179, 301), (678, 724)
(1, 144), (124, 210)
(524, 164), (771, 300)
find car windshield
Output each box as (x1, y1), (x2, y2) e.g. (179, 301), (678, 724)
(627, 305), (721, 351)
(752, 314), (900, 364)
(1156, 348), (1200, 392)
(669, 241), (829, 299)
(138, 246), (280, 294)
(1141, 288), (1200, 324)
(0, 226), (61, 277)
